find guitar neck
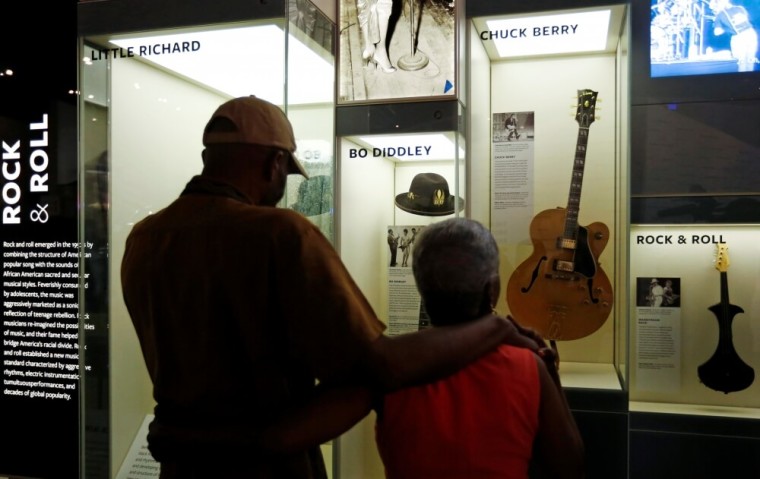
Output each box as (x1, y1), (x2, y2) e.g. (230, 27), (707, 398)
(564, 126), (589, 241)
(718, 270), (734, 346)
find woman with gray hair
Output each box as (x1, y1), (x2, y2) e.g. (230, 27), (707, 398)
(375, 218), (584, 479)
(412, 217), (501, 325)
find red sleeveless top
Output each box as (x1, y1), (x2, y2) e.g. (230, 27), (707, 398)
(375, 345), (540, 479)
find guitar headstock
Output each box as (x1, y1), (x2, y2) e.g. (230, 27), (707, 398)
(575, 89), (598, 128)
(715, 243), (730, 273)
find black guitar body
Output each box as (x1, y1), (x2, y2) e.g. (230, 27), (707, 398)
(698, 245), (754, 394)
(697, 303), (755, 394)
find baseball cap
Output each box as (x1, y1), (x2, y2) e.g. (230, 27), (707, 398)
(202, 95), (308, 178)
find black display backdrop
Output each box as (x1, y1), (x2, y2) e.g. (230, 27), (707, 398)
(1, 2), (81, 478)
(630, 99), (760, 224)
(629, 0), (760, 224)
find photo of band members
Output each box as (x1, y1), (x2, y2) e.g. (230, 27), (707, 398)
(651, 0), (759, 76)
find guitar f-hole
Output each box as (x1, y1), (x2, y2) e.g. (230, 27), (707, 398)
(521, 256), (547, 293)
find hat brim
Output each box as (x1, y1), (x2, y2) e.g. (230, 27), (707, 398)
(394, 193), (464, 217)
(287, 152), (309, 178)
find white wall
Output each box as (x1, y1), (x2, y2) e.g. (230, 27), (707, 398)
(629, 225), (760, 411)
(109, 56), (229, 476)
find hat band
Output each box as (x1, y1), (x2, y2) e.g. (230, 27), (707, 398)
(407, 189), (449, 209)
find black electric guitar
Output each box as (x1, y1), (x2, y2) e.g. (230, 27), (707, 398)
(506, 89), (613, 341)
(697, 243), (755, 394)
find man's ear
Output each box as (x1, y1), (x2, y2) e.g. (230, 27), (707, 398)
(263, 149), (284, 181)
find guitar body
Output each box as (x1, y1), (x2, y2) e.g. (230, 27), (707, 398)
(507, 207), (613, 340)
(697, 303), (755, 394)
(697, 244), (755, 394)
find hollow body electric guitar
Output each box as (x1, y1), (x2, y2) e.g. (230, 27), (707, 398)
(697, 243), (754, 394)
(506, 89), (613, 341)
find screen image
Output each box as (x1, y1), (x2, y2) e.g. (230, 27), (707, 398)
(650, 0), (760, 78)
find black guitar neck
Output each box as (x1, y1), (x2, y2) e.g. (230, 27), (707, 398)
(560, 89), (597, 250)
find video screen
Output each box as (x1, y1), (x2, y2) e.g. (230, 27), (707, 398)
(650, 0), (760, 77)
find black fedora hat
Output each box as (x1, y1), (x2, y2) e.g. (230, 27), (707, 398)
(395, 172), (464, 216)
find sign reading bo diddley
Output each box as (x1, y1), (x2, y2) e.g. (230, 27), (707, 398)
(2, 114), (50, 225)
(348, 145), (434, 159)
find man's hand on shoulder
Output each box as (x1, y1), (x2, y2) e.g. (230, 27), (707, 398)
(503, 315), (561, 373)
(500, 314), (545, 352)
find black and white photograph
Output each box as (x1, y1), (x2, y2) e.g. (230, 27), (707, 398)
(637, 276), (682, 307)
(650, 0), (760, 77)
(386, 225), (425, 267)
(492, 111), (535, 143)
(339, 0), (457, 103)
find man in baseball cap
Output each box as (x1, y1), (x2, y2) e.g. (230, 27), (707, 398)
(121, 95), (543, 478)
(202, 95), (308, 178)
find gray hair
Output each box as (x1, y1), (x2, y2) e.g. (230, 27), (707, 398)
(412, 218), (499, 325)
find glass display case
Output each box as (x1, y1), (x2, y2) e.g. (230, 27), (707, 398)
(629, 225), (759, 411)
(340, 125), (466, 333)
(467, 2), (631, 477)
(627, 0), (760, 420)
(627, 0), (760, 476)
(468, 2), (630, 395)
(78, 1), (336, 476)
(334, 99), (466, 478)
(71, 1), (760, 478)
(333, 3), (470, 476)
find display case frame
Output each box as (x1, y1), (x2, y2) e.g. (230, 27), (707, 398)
(77, 1), (337, 477)
(334, 98), (467, 478)
(467, 2), (631, 477)
(468, 1), (630, 393)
